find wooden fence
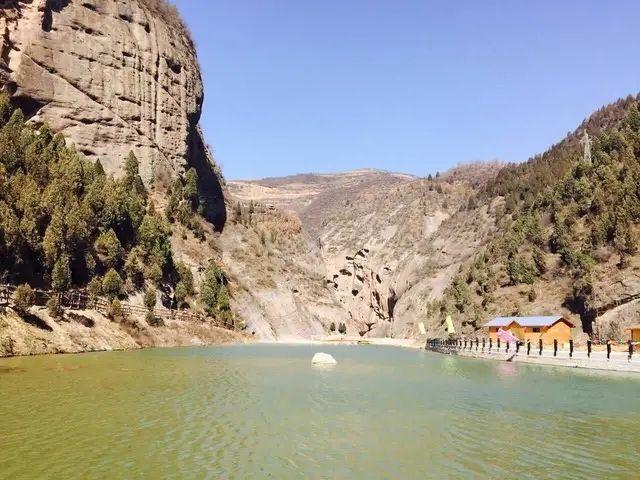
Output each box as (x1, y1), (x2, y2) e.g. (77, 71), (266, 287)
(425, 337), (635, 361)
(0, 284), (235, 330)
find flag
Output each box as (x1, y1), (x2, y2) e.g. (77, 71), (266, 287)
(497, 328), (519, 344)
(446, 314), (456, 334)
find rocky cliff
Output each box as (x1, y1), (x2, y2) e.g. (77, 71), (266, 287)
(0, 0), (225, 227)
(0, 0), (349, 348)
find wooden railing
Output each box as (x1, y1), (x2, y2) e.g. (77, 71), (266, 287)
(425, 337), (637, 362)
(0, 284), (235, 330)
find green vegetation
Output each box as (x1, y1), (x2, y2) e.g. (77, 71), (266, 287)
(144, 287), (160, 326)
(47, 295), (62, 319)
(12, 284), (34, 313)
(481, 95), (640, 208)
(0, 93), (171, 293)
(174, 261), (195, 308)
(165, 168), (205, 240)
(199, 261), (232, 323)
(144, 287), (157, 312)
(0, 93), (233, 323)
(0, 94), (195, 296)
(434, 94), (640, 330)
(102, 269), (123, 300)
(110, 298), (123, 321)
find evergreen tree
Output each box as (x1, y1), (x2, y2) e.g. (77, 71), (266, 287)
(51, 255), (71, 291)
(102, 268), (123, 299)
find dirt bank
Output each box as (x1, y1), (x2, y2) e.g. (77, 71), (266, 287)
(0, 308), (249, 358)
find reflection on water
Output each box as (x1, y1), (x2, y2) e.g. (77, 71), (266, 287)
(1, 345), (639, 479)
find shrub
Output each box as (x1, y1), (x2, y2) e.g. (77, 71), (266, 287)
(175, 261), (194, 295)
(124, 247), (145, 287)
(532, 246), (547, 275)
(329, 322), (336, 332)
(507, 257), (536, 285)
(183, 168), (199, 209)
(47, 295), (63, 319)
(199, 262), (227, 316)
(190, 219), (205, 241)
(12, 284), (34, 313)
(145, 263), (163, 285)
(449, 276), (472, 313)
(138, 213), (172, 265)
(110, 298), (123, 321)
(145, 311), (161, 326)
(174, 281), (189, 308)
(144, 287), (157, 312)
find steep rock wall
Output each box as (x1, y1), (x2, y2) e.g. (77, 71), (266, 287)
(0, 0), (225, 227)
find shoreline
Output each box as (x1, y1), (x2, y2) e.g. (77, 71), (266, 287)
(0, 334), (423, 359)
(257, 336), (423, 349)
(0, 307), (249, 359)
(428, 345), (640, 374)
(5, 328), (637, 378)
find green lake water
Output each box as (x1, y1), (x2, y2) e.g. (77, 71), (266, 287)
(1, 344), (639, 479)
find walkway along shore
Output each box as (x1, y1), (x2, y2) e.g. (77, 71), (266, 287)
(0, 284), (236, 331)
(426, 339), (640, 373)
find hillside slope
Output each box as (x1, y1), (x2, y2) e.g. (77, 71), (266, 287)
(229, 165), (503, 337)
(431, 94), (640, 342)
(231, 94), (640, 344)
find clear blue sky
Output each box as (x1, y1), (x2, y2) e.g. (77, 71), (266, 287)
(173, 0), (640, 180)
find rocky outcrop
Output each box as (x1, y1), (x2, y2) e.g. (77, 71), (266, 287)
(0, 0), (225, 227)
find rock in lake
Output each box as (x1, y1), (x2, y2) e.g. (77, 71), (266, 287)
(312, 352), (337, 365)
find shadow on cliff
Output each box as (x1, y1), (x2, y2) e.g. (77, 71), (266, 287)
(42, 0), (70, 32)
(187, 123), (227, 231)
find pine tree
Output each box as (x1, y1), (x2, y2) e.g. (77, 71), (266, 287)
(102, 268), (123, 299)
(51, 255), (71, 291)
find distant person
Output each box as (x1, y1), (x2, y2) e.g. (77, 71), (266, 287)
(628, 340), (634, 362)
(527, 339), (531, 356)
(606, 340), (612, 360)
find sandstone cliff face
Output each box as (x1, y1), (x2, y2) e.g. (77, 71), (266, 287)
(0, 0), (225, 227)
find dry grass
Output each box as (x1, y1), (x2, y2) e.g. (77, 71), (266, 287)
(139, 0), (190, 36)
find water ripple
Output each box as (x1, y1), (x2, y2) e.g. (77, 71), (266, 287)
(1, 345), (640, 479)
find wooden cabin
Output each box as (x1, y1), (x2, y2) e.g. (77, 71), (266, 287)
(484, 316), (575, 346)
(626, 325), (640, 342)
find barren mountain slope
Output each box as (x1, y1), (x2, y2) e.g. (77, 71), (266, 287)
(229, 165), (503, 337)
(217, 202), (349, 340)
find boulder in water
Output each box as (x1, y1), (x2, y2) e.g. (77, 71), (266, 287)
(312, 352), (337, 365)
